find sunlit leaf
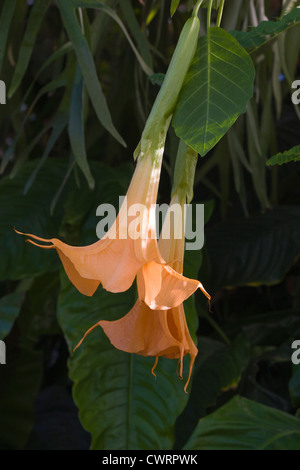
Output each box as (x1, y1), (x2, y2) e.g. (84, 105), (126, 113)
(266, 144), (300, 166)
(170, 0), (181, 17)
(231, 7), (300, 54)
(172, 27), (255, 156)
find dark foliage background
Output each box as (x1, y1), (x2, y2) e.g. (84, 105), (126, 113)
(0, 0), (300, 450)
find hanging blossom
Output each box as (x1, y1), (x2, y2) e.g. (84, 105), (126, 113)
(14, 147), (204, 308)
(15, 7), (203, 311)
(74, 190), (210, 392)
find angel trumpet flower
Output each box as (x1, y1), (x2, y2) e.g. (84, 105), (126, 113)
(15, 149), (163, 297)
(75, 192), (211, 392)
(14, 149), (205, 310)
(15, 7), (202, 309)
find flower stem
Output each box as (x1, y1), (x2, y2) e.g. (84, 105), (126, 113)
(192, 0), (205, 18)
(207, 0), (214, 30)
(201, 308), (231, 345)
(216, 0), (225, 27)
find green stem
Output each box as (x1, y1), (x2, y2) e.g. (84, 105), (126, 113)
(201, 309), (231, 345)
(192, 0), (205, 17)
(207, 0), (213, 30)
(216, 0), (225, 27)
(171, 139), (198, 204)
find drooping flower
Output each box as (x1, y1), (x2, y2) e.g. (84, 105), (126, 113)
(15, 6), (202, 310)
(74, 191), (210, 392)
(15, 150), (206, 310)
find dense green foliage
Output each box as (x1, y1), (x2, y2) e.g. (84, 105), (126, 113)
(0, 0), (300, 450)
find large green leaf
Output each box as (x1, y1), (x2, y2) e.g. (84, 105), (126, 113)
(172, 27), (255, 156)
(184, 395), (300, 450)
(57, 273), (191, 450)
(223, 308), (300, 348)
(175, 334), (250, 449)
(205, 206), (300, 292)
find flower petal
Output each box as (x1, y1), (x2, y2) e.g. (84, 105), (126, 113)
(99, 300), (182, 357)
(137, 261), (210, 310)
(75, 300), (198, 392)
(56, 249), (100, 296)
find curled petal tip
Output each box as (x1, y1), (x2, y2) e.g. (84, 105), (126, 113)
(73, 322), (101, 353)
(151, 357), (158, 378)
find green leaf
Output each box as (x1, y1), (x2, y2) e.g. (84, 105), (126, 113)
(175, 334), (250, 448)
(72, 0), (153, 75)
(68, 65), (95, 190)
(184, 395), (300, 450)
(20, 42), (73, 110)
(148, 73), (165, 86)
(8, 0), (50, 98)
(170, 0), (181, 17)
(231, 8), (300, 54)
(224, 308), (300, 348)
(0, 292), (25, 340)
(172, 27), (255, 156)
(57, 274), (190, 450)
(56, 0), (126, 147)
(205, 205), (300, 292)
(0, 0), (17, 73)
(246, 99), (270, 209)
(119, 0), (153, 68)
(266, 144), (300, 166)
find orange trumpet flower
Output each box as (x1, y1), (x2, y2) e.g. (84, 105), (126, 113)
(15, 151), (208, 311)
(75, 192), (210, 392)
